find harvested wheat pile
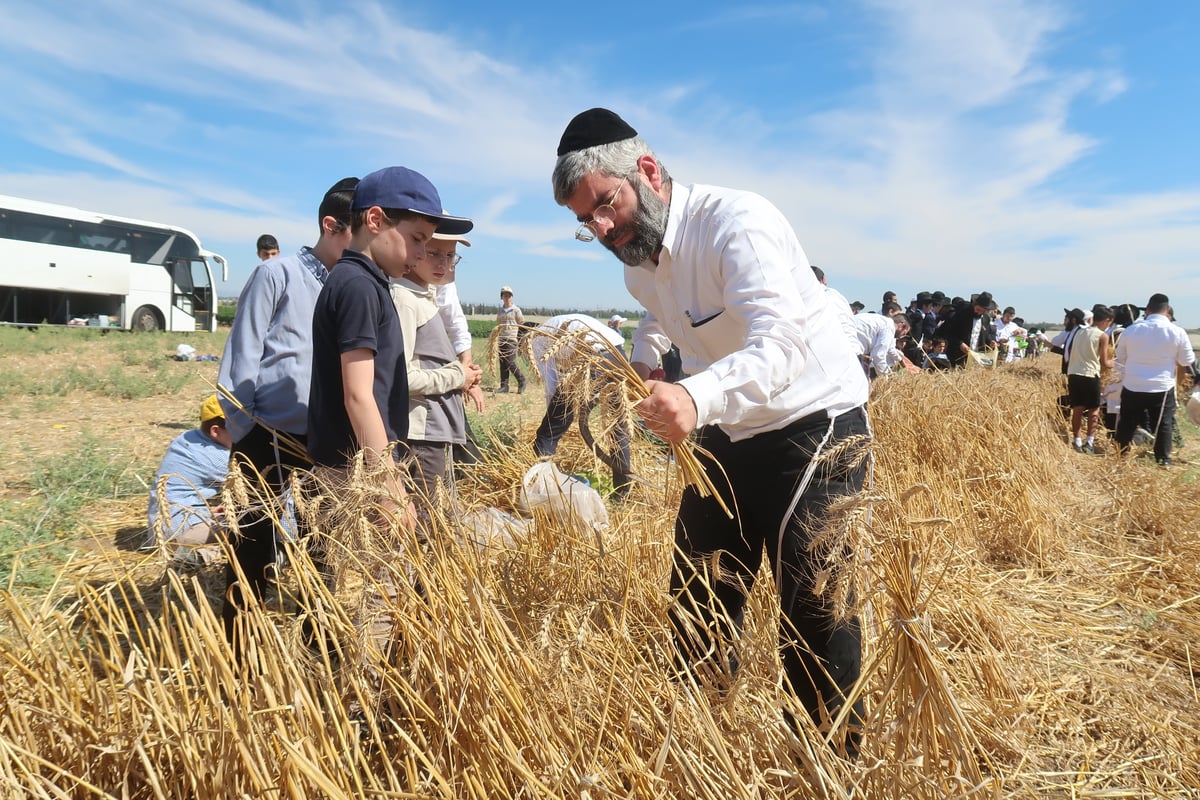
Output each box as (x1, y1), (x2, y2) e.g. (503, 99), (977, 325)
(1, 359), (1197, 798)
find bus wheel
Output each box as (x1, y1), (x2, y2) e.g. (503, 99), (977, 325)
(132, 306), (161, 332)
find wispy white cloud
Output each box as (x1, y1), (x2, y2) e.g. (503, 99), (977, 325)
(41, 130), (161, 182)
(866, 0), (1067, 114)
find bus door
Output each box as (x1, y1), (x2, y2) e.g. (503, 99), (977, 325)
(170, 258), (215, 331)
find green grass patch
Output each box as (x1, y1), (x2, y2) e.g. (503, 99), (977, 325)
(217, 300), (237, 326)
(466, 402), (524, 456)
(0, 325), (107, 355)
(467, 319), (496, 339)
(1173, 410), (1200, 482)
(0, 435), (146, 591)
(0, 329), (225, 400)
(0, 359), (193, 400)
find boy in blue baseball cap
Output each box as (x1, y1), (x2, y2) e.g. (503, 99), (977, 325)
(308, 166), (471, 477)
(304, 166), (471, 660)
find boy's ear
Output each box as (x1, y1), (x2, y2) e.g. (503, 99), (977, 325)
(363, 206), (387, 233)
(321, 215), (345, 235)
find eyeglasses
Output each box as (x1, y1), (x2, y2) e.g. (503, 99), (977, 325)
(428, 252), (462, 267)
(575, 176), (627, 242)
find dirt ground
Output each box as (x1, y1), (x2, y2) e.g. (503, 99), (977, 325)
(0, 329), (545, 567)
(0, 335), (221, 564)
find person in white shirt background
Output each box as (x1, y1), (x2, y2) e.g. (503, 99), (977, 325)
(992, 306), (1027, 363)
(531, 313), (632, 498)
(551, 107), (871, 759)
(851, 304), (907, 379)
(1114, 292), (1196, 467)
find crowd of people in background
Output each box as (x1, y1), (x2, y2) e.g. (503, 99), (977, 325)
(835, 283), (1196, 465)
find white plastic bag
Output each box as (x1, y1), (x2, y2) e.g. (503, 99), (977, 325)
(516, 461), (609, 530)
(175, 343), (196, 361)
(457, 507), (531, 550)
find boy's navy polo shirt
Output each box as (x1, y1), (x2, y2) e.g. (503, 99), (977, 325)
(307, 249), (409, 467)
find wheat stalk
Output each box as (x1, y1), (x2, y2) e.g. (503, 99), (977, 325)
(212, 382), (310, 463)
(530, 325), (732, 518)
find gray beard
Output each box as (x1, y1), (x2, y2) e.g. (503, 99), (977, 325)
(604, 178), (669, 267)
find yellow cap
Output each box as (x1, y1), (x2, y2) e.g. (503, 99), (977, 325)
(199, 394), (224, 425)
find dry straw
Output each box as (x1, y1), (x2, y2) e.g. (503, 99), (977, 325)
(2, 358), (1199, 797)
(527, 323), (731, 517)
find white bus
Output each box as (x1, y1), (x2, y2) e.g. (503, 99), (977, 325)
(0, 194), (228, 332)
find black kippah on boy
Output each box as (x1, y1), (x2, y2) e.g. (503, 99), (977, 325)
(557, 108), (638, 156)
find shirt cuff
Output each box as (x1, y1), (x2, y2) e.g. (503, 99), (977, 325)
(630, 340), (661, 368)
(678, 370), (723, 429)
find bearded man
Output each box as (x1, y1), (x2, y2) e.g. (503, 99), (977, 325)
(551, 108), (871, 758)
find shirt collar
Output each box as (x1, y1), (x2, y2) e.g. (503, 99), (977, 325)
(298, 246), (328, 285)
(391, 275), (436, 299)
(633, 181), (690, 272)
(338, 249), (389, 286)
(659, 181), (690, 262)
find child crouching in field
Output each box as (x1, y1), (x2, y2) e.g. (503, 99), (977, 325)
(145, 394), (231, 564)
(389, 226), (481, 519)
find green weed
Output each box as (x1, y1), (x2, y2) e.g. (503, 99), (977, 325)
(217, 299), (237, 326)
(0, 435), (146, 591)
(467, 402), (524, 455)
(0, 332), (222, 399)
(0, 325), (102, 356)
(467, 319), (496, 339)
(97, 362), (192, 399)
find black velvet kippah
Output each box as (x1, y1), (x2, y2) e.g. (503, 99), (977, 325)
(556, 108), (638, 156)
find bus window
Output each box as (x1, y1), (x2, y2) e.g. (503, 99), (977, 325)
(166, 235), (200, 261)
(190, 260), (212, 291)
(172, 259), (195, 292)
(130, 231), (172, 264)
(79, 224), (130, 253)
(6, 211), (75, 246)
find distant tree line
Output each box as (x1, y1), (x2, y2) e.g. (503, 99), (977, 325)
(461, 303), (641, 321)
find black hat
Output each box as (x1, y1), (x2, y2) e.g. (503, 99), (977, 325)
(930, 290), (948, 305)
(557, 108), (638, 157)
(1064, 307), (1086, 323)
(1148, 292), (1170, 306)
(973, 291), (993, 309)
(915, 291), (933, 304)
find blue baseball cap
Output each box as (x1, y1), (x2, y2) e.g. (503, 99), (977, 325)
(352, 166), (474, 235)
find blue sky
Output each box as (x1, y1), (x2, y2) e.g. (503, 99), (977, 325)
(2, 0), (1198, 326)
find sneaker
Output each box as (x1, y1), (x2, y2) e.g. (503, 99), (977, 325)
(1082, 443), (1095, 455)
(517, 385), (526, 395)
(497, 386), (510, 394)
(1073, 442), (1083, 453)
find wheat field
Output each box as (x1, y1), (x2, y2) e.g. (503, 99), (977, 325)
(1, 346), (1198, 799)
